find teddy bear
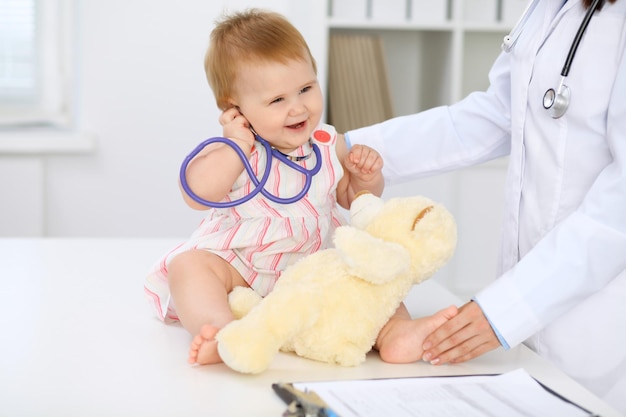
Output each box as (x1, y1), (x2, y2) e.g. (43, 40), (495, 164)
(215, 191), (457, 374)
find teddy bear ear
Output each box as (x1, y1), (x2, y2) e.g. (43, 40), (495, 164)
(349, 192), (385, 229)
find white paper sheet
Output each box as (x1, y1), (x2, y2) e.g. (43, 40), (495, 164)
(293, 369), (591, 417)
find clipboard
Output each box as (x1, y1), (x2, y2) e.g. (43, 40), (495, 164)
(273, 368), (597, 417)
(272, 381), (339, 417)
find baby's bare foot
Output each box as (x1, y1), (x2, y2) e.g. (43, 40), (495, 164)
(188, 324), (222, 365)
(377, 305), (458, 364)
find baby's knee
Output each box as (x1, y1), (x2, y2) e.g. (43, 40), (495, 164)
(168, 250), (200, 274)
(168, 249), (218, 280)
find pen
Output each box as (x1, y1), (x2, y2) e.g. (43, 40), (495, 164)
(272, 382), (339, 417)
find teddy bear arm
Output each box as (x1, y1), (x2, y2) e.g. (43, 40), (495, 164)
(334, 226), (411, 285)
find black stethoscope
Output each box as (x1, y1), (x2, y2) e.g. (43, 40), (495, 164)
(501, 0), (602, 119)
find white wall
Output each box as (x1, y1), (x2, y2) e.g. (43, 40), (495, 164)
(45, 2), (213, 237)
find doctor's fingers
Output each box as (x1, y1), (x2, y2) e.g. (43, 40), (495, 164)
(448, 336), (500, 364)
(421, 302), (493, 361)
(424, 327), (500, 365)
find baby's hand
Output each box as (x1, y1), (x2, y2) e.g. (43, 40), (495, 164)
(345, 145), (383, 179)
(219, 108), (255, 151)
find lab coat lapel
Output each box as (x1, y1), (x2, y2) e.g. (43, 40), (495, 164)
(499, 0), (560, 273)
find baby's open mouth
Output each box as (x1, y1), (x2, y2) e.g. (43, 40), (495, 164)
(288, 121), (305, 129)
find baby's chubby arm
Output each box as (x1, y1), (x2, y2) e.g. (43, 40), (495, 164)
(336, 133), (384, 209)
(180, 108), (255, 210)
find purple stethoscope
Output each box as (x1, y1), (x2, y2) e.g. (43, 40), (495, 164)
(179, 134), (322, 208)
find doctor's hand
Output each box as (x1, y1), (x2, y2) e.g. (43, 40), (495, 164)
(421, 301), (501, 365)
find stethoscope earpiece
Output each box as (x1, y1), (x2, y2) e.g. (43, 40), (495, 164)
(501, 35), (514, 52)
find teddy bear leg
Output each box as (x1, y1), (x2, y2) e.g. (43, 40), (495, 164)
(228, 286), (263, 319)
(216, 289), (320, 374)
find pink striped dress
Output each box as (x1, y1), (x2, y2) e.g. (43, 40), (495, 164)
(144, 124), (346, 322)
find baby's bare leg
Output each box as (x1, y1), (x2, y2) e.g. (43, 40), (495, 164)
(168, 249), (248, 365)
(375, 303), (458, 364)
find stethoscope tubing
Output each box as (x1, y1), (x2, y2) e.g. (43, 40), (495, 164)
(501, 0), (541, 52)
(180, 135), (322, 208)
(561, 0), (601, 76)
(503, 0), (602, 118)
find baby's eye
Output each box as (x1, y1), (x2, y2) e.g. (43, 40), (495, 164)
(300, 86), (311, 94)
(270, 97), (284, 104)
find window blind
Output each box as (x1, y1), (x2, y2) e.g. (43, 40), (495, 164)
(0, 0), (37, 104)
(0, 0), (71, 127)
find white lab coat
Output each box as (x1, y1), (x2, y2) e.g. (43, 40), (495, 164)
(347, 0), (626, 412)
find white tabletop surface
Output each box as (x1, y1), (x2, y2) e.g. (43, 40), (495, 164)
(0, 238), (621, 417)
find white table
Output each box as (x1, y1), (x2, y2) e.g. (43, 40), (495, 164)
(0, 238), (621, 416)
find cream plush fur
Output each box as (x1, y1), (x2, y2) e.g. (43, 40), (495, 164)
(216, 192), (457, 374)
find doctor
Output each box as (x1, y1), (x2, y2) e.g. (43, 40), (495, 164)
(346, 0), (625, 412)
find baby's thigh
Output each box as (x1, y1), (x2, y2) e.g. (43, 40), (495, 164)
(168, 249), (247, 292)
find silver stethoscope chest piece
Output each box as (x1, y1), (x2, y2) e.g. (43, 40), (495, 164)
(543, 77), (571, 119)
(502, 0), (602, 119)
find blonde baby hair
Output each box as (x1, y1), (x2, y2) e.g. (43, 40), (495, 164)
(204, 9), (317, 110)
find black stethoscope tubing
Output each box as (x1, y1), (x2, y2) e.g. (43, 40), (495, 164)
(503, 0), (602, 118)
(561, 0), (601, 77)
(543, 0), (601, 118)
